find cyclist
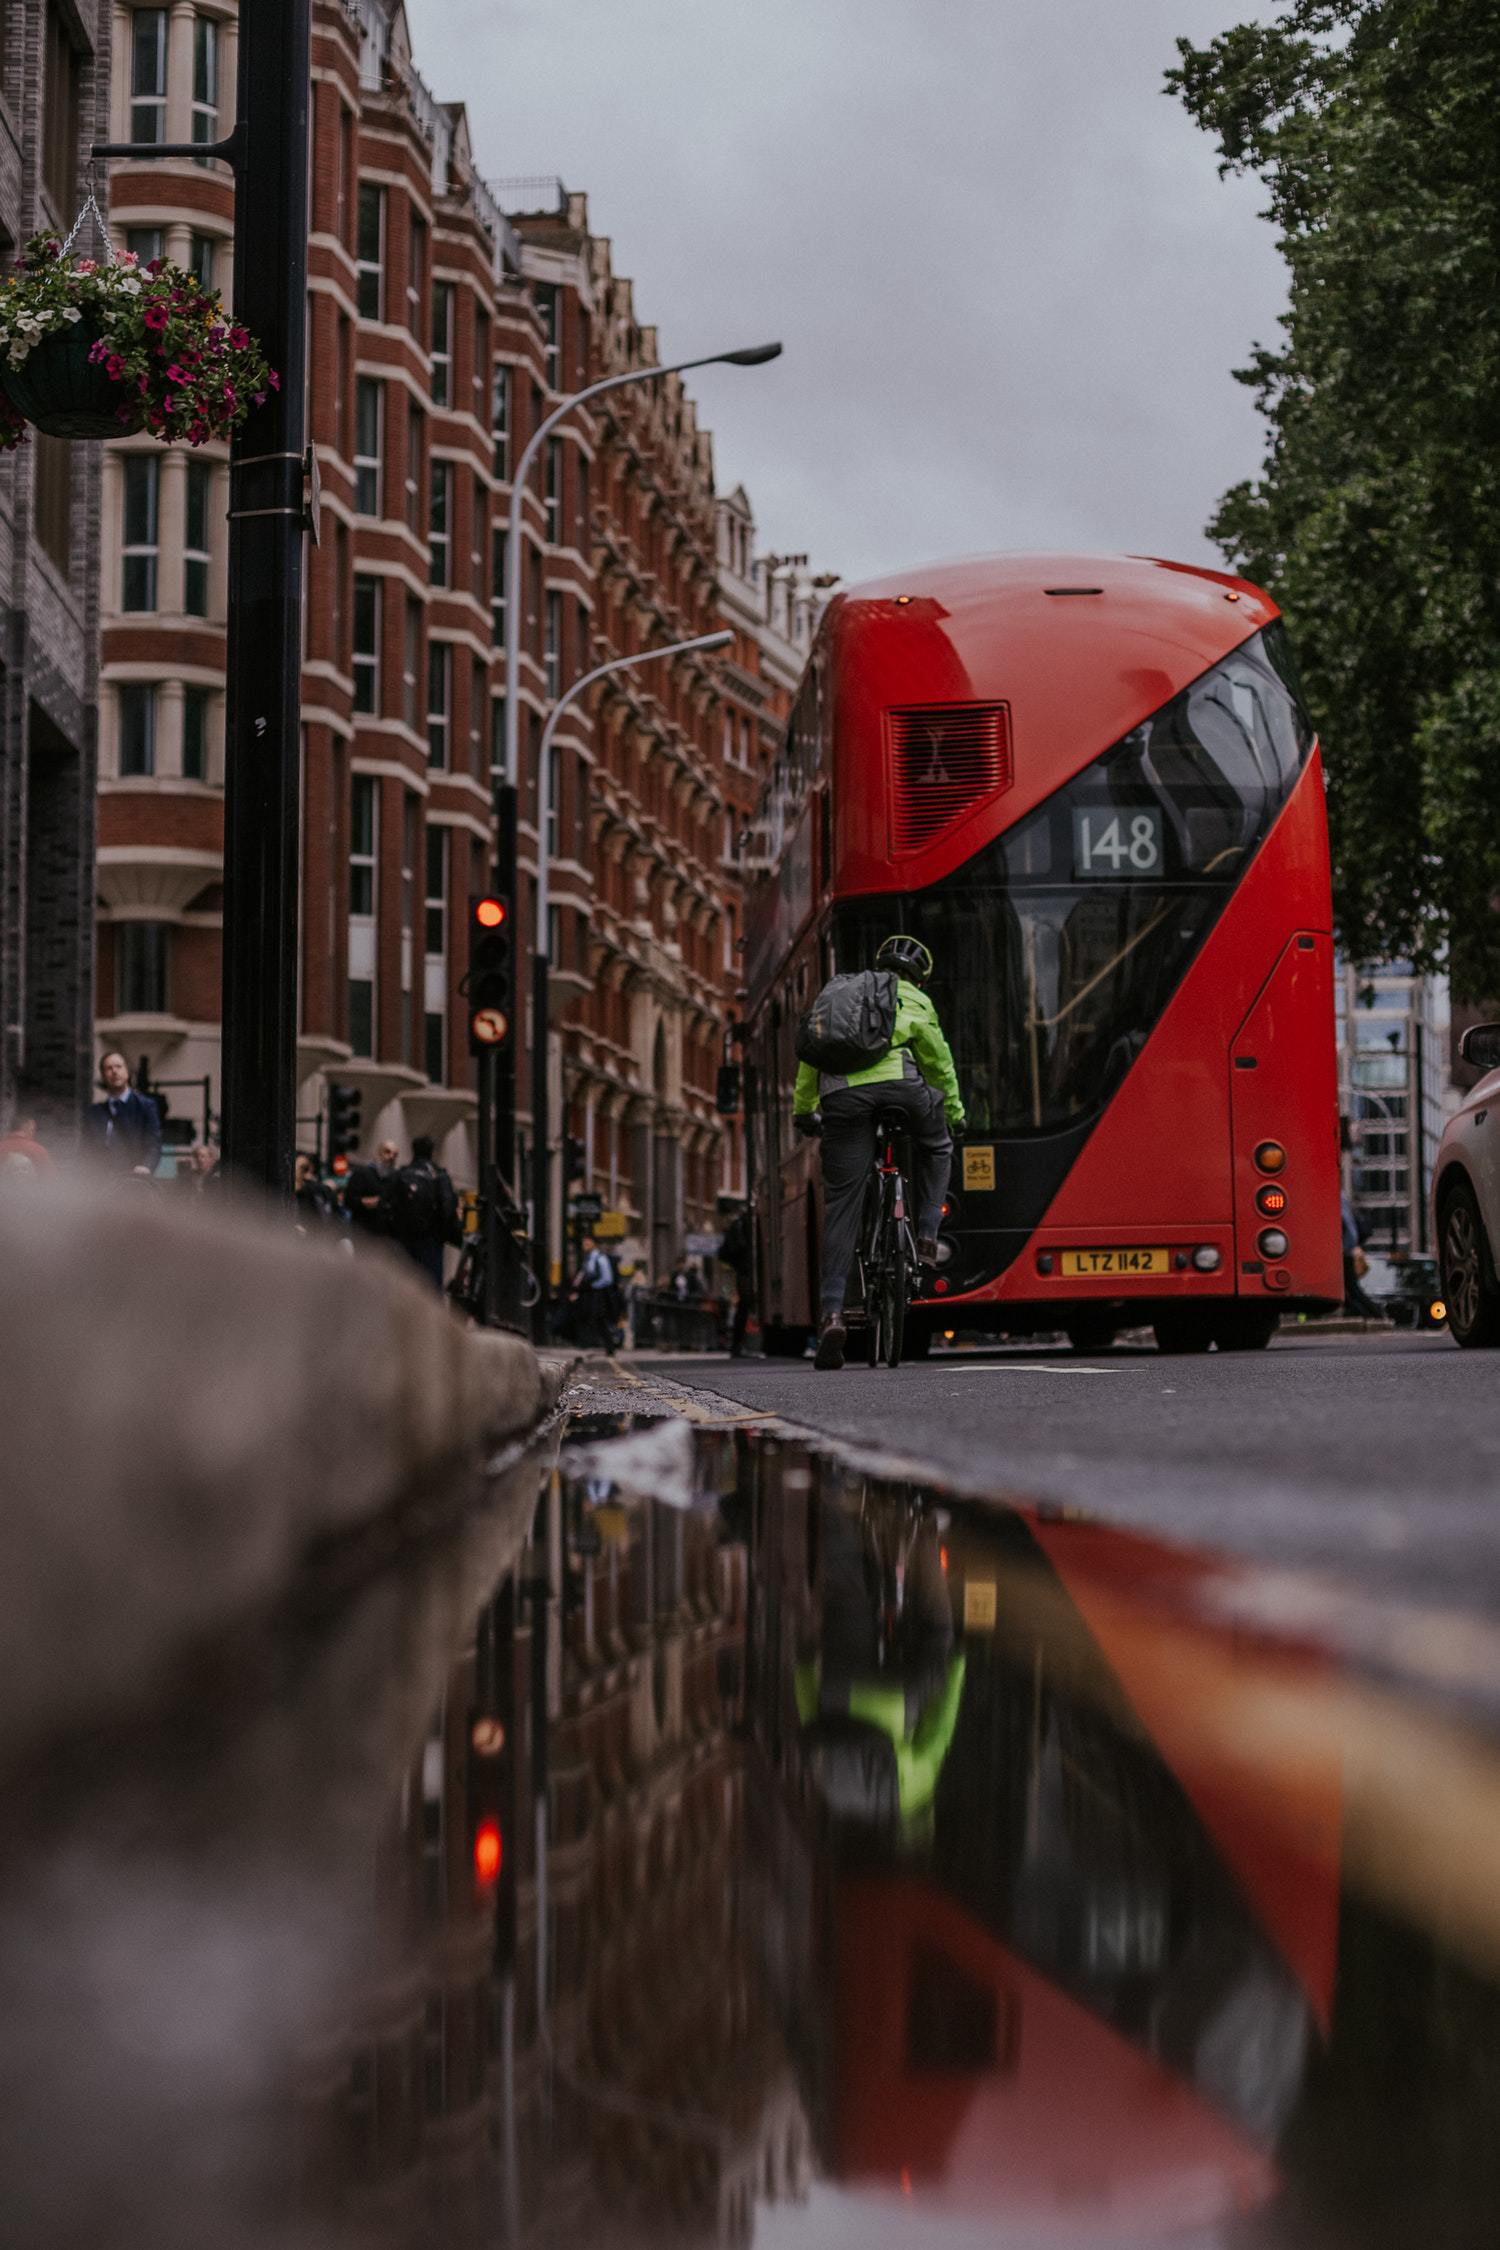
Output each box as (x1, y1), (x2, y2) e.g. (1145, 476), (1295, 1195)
(793, 934), (965, 1371)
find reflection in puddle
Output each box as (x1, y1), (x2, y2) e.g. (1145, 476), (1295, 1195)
(9, 1416), (1500, 2247)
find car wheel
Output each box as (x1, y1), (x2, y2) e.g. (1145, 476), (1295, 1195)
(1210, 1307), (1280, 1353)
(1439, 1181), (1500, 1348)
(1154, 1310), (1214, 1355)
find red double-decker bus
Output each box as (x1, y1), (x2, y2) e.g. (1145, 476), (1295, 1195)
(741, 553), (1342, 1356)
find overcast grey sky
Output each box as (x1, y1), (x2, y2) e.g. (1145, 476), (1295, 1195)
(406, 0), (1282, 589)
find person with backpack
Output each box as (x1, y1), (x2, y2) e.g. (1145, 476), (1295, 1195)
(793, 934), (965, 1371)
(382, 1134), (461, 1288)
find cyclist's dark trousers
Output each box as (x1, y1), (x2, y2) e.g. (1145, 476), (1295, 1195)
(819, 1080), (951, 1318)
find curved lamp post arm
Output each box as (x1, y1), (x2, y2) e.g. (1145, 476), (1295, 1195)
(534, 628), (732, 954)
(502, 345), (779, 791)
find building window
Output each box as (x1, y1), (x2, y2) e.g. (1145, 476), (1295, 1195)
(348, 773), (377, 1055)
(424, 823), (446, 1085)
(183, 684), (211, 780)
(332, 520), (350, 663)
(356, 183), (384, 321)
(118, 683), (156, 776)
(544, 589), (562, 699)
(128, 8), (166, 147)
(492, 364), (510, 480)
(352, 575), (380, 714)
(576, 450), (589, 548)
(490, 528), (505, 647)
(470, 473), (485, 595)
(34, 433), (71, 574)
(403, 596), (421, 728)
(470, 655), (485, 778)
(336, 106), (353, 246)
(473, 306), (490, 406)
(406, 211), (426, 337)
(429, 457), (451, 586)
(544, 437), (561, 542)
(122, 454), (160, 610)
(126, 225), (163, 266)
(534, 282), (559, 384)
(189, 231), (215, 290)
(404, 398), (423, 531)
(184, 459), (212, 615)
(117, 922), (169, 1015)
(354, 377), (381, 514)
(431, 281), (453, 407)
(546, 739), (561, 857)
(400, 791), (418, 1060)
(427, 640), (450, 769)
(191, 13), (218, 150)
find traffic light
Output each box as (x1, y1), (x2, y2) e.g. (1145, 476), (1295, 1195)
(466, 891), (514, 1054)
(328, 1082), (362, 1159)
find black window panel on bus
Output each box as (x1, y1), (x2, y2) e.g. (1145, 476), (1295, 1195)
(835, 626), (1314, 1141)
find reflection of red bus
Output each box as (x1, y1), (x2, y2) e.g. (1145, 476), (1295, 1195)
(742, 553), (1342, 1355)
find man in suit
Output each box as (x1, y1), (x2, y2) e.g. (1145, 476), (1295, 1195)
(343, 1137), (399, 1236)
(83, 1051), (163, 1176)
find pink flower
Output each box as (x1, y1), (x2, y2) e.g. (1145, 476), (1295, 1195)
(143, 302), (168, 332)
(268, 370), (280, 390)
(252, 391), (266, 406)
(75, 258), (97, 275)
(87, 339), (107, 364)
(165, 362), (186, 383)
(105, 353), (125, 379)
(118, 250), (139, 269)
(147, 258), (163, 275)
(229, 326), (249, 350)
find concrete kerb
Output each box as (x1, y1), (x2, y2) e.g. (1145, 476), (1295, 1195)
(0, 1171), (548, 1778)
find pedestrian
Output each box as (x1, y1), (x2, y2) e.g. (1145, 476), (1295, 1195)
(718, 1205), (754, 1358)
(568, 1232), (619, 1353)
(1342, 1192), (1381, 1319)
(180, 1142), (221, 1193)
(343, 1136), (399, 1237)
(293, 1151), (338, 1231)
(82, 1051), (163, 1177)
(0, 1089), (55, 1178)
(382, 1133), (460, 1287)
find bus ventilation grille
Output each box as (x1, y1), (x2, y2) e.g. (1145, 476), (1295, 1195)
(888, 703), (1012, 853)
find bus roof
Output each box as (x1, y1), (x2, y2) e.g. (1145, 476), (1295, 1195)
(819, 550), (1283, 892)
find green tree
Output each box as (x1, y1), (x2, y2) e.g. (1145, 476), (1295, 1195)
(1169, 0), (1500, 993)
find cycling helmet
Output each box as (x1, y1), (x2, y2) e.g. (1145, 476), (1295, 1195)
(875, 933), (934, 985)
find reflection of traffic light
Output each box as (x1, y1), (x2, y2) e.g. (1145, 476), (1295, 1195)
(470, 1585), (518, 1966)
(328, 1082), (362, 1159)
(467, 892), (513, 1055)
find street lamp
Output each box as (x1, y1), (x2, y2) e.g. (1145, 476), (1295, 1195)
(530, 628), (733, 1340)
(482, 335), (780, 1321)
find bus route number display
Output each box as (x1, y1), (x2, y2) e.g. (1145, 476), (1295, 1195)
(1073, 806), (1164, 878)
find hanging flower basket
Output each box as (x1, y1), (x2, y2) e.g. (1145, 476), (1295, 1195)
(0, 211), (277, 453)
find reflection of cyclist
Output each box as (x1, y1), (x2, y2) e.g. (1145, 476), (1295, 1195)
(796, 1499), (966, 1838)
(793, 935), (965, 1371)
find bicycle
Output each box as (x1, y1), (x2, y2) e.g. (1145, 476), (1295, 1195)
(854, 1113), (917, 1368)
(448, 1194), (540, 1321)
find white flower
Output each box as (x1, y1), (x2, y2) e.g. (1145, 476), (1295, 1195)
(60, 307), (80, 323)
(117, 277), (141, 296)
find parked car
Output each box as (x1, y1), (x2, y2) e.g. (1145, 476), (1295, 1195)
(1433, 1023), (1500, 1347)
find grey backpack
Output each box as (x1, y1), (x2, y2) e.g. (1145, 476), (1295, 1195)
(795, 969), (898, 1074)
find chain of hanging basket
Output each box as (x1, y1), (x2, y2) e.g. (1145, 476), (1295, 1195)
(0, 184), (277, 450)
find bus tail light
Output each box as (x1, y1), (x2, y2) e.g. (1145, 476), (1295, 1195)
(1257, 1227), (1289, 1259)
(1253, 1141), (1287, 1174)
(1256, 1183), (1288, 1217)
(1193, 1246), (1222, 1272)
(933, 1277), (950, 1294)
(1267, 1267), (1292, 1292)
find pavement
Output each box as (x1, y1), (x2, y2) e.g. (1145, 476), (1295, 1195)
(631, 1327), (1500, 1616)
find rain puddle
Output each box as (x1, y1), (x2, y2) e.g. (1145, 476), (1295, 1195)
(5, 1411), (1500, 2249)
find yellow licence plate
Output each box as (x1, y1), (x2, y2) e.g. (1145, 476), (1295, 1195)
(1061, 1248), (1171, 1277)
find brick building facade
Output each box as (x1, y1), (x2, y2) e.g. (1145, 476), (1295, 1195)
(92, 0), (825, 1278)
(0, 0), (109, 1131)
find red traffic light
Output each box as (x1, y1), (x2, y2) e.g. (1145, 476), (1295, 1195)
(331, 1154), (349, 1176)
(473, 1817), (502, 1886)
(474, 896), (508, 930)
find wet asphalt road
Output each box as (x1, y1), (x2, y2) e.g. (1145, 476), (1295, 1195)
(650, 1329), (1500, 1613)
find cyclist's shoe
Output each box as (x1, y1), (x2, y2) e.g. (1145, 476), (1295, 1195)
(917, 1236), (939, 1266)
(814, 1316), (847, 1371)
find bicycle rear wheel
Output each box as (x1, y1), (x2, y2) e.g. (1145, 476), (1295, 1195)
(883, 1220), (909, 1367)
